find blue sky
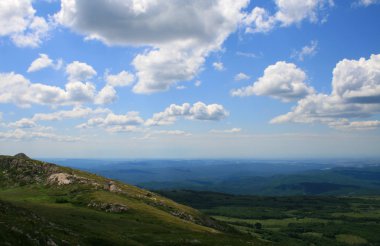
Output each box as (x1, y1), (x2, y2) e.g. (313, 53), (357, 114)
(0, 0), (380, 158)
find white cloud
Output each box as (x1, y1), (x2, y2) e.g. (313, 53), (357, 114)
(356, 0), (380, 6)
(0, 0), (50, 47)
(55, 0), (249, 94)
(231, 61), (314, 102)
(291, 40), (318, 61)
(66, 61), (97, 81)
(95, 86), (117, 105)
(213, 62), (224, 71)
(210, 128), (242, 134)
(271, 54), (380, 130)
(27, 54), (63, 72)
(32, 107), (110, 122)
(11, 16), (50, 48)
(8, 118), (37, 128)
(0, 72), (64, 107)
(28, 54), (53, 72)
(176, 85), (186, 90)
(329, 120), (380, 131)
(64, 81), (96, 103)
(236, 51), (258, 58)
(154, 130), (191, 136)
(146, 102), (229, 126)
(244, 7), (276, 33)
(195, 80), (202, 87)
(106, 71), (135, 87)
(0, 129), (80, 142)
(0, 72), (114, 107)
(245, 0), (334, 33)
(105, 125), (143, 133)
(234, 72), (250, 81)
(78, 112), (144, 131)
(332, 54), (380, 103)
(270, 93), (367, 124)
(5, 107), (111, 134)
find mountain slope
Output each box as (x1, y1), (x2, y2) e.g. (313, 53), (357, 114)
(0, 154), (263, 245)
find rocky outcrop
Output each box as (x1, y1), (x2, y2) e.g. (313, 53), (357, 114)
(47, 173), (74, 185)
(0, 156), (60, 186)
(87, 201), (129, 213)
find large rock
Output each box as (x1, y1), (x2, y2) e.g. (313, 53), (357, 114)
(47, 173), (74, 185)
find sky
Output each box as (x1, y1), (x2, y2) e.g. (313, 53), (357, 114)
(0, 0), (380, 159)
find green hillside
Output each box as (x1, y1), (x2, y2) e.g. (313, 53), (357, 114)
(0, 154), (263, 246)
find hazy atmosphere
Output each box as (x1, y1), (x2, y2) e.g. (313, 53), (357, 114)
(1, 0), (380, 158)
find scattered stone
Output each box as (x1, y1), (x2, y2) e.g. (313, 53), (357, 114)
(104, 181), (122, 193)
(47, 238), (58, 246)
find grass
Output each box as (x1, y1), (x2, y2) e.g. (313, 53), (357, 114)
(0, 155), (265, 245)
(335, 234), (368, 245)
(159, 190), (380, 246)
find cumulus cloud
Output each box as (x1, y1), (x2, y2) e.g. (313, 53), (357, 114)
(291, 40), (318, 61)
(213, 62), (224, 71)
(194, 80), (202, 87)
(77, 112), (144, 132)
(231, 61), (314, 102)
(66, 61), (97, 81)
(0, 0), (50, 47)
(95, 86), (117, 105)
(28, 54), (63, 72)
(244, 7), (276, 33)
(106, 71), (135, 87)
(0, 72), (115, 107)
(245, 0), (334, 33)
(234, 73), (250, 81)
(55, 0), (249, 93)
(146, 102), (229, 126)
(271, 54), (380, 130)
(331, 54), (380, 103)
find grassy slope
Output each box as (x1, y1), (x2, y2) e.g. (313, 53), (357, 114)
(158, 190), (380, 246)
(0, 155), (264, 246)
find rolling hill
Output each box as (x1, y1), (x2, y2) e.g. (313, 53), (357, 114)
(0, 154), (262, 246)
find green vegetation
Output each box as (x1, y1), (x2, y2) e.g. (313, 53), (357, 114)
(159, 190), (380, 245)
(0, 154), (263, 245)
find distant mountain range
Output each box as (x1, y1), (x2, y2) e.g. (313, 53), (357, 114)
(143, 165), (380, 196)
(45, 158), (380, 196)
